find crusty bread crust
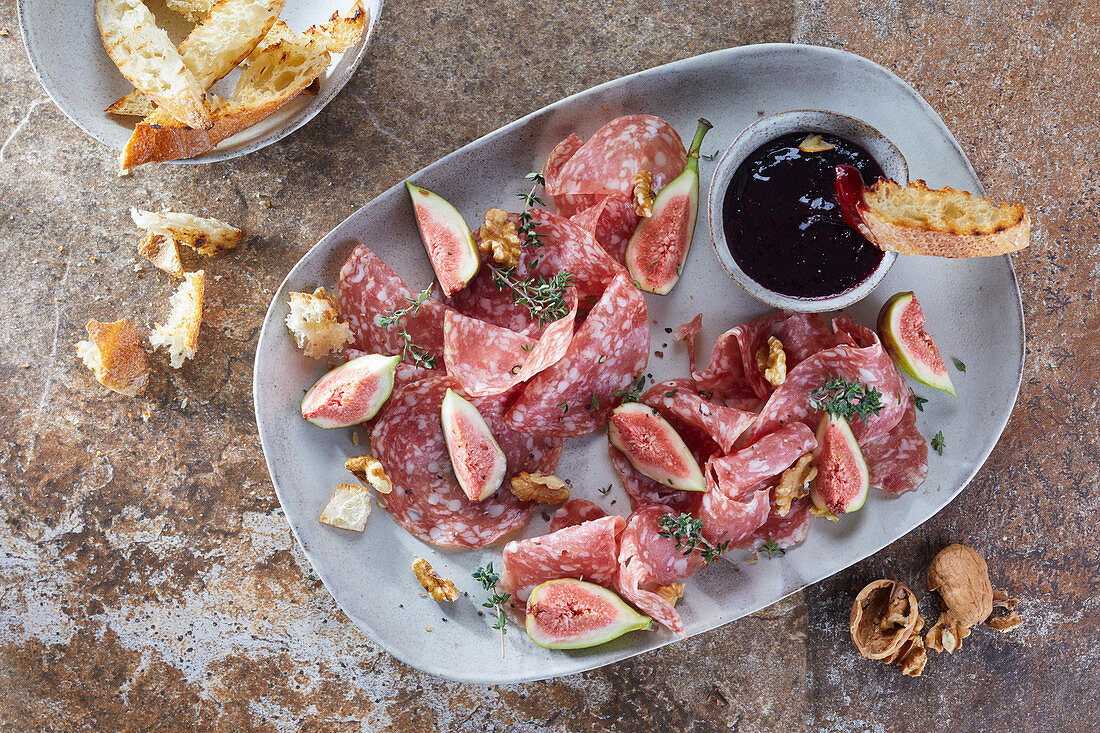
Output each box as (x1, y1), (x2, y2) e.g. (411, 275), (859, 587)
(119, 2), (367, 169)
(138, 232), (185, 276)
(76, 319), (151, 397)
(106, 0), (285, 118)
(859, 179), (1030, 258)
(95, 0), (213, 129)
(132, 209), (242, 255)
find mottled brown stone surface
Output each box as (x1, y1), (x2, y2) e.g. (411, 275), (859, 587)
(1, 0), (1097, 730)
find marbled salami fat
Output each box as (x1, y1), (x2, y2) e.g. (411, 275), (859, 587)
(499, 514), (625, 602)
(506, 273), (648, 437)
(548, 499), (608, 533)
(370, 378), (561, 547)
(569, 193), (640, 265)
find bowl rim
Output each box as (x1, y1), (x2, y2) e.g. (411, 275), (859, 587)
(707, 109), (908, 312)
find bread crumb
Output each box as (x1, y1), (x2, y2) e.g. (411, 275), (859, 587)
(319, 483), (372, 531)
(75, 319), (150, 397)
(151, 270), (204, 368)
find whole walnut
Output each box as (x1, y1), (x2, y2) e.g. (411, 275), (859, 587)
(927, 544), (993, 626)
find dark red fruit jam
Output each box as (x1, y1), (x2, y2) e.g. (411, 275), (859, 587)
(722, 132), (885, 298)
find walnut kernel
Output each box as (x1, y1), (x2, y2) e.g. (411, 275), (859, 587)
(775, 453), (816, 516)
(925, 613), (971, 653)
(345, 454), (392, 494)
(755, 336), (787, 387)
(479, 208), (521, 268)
(655, 583), (684, 606)
(798, 134), (836, 153)
(412, 558), (458, 602)
(509, 472), (570, 505)
(633, 170), (655, 218)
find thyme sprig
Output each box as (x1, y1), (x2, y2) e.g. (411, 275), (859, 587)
(516, 171), (546, 247)
(809, 375), (884, 422)
(758, 539), (785, 559)
(473, 562), (510, 655)
(931, 431), (946, 455)
(614, 374), (648, 404)
(486, 265), (574, 327)
(911, 392), (929, 412)
(656, 513), (730, 563)
(378, 285), (437, 369)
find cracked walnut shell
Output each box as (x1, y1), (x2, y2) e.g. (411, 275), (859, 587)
(927, 544), (993, 628)
(851, 579), (922, 661)
(479, 208), (521, 268)
(413, 558), (458, 602)
(509, 472), (570, 505)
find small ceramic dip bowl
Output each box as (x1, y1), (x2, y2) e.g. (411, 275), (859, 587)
(708, 110), (908, 312)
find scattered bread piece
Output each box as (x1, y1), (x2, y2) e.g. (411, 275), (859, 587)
(151, 270), (205, 368)
(319, 483), (372, 531)
(75, 319), (150, 397)
(107, 0), (286, 118)
(138, 233), (184, 277)
(859, 179), (1030, 257)
(95, 0), (212, 129)
(286, 287), (352, 359)
(120, 3), (367, 169)
(131, 208), (242, 256)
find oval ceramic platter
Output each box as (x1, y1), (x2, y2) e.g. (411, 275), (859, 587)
(254, 44), (1024, 683)
(17, 0), (382, 163)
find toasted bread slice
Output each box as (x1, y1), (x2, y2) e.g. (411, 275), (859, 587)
(119, 2), (367, 169)
(138, 232), (185, 277)
(166, 0), (214, 21)
(285, 287), (352, 359)
(106, 0), (286, 118)
(151, 270), (205, 368)
(859, 179), (1030, 258)
(131, 208), (242, 255)
(319, 483), (372, 531)
(95, 0), (213, 129)
(75, 318), (151, 397)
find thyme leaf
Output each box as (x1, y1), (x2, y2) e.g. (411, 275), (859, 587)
(809, 375), (884, 422)
(378, 285), (437, 369)
(931, 431), (946, 455)
(656, 513), (730, 563)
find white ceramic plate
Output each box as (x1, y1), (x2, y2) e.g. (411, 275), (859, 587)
(17, 0), (382, 163)
(254, 44), (1024, 683)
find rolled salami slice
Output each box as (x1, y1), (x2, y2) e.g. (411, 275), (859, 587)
(370, 377), (561, 547)
(506, 273), (648, 437)
(338, 244), (449, 383)
(862, 403), (928, 494)
(500, 514), (626, 602)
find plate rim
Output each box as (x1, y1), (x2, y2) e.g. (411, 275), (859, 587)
(252, 42), (1025, 683)
(15, 0), (383, 164)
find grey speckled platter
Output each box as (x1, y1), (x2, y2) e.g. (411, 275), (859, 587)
(254, 44), (1024, 683)
(17, 0), (382, 163)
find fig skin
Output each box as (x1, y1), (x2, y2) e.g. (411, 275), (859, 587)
(301, 354), (400, 429)
(526, 579), (651, 650)
(810, 413), (869, 516)
(407, 181), (480, 297)
(877, 291), (956, 397)
(440, 388), (507, 501)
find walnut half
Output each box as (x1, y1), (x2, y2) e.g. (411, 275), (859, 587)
(509, 472), (570, 505)
(413, 558), (458, 602)
(633, 170), (655, 218)
(755, 336), (787, 387)
(345, 454), (392, 494)
(775, 453), (816, 517)
(655, 583), (684, 606)
(479, 208), (521, 268)
(850, 579), (927, 676)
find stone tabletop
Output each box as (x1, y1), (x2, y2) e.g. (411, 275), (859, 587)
(1, 0), (1096, 730)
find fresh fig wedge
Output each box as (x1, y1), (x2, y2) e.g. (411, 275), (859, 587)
(877, 291), (956, 396)
(406, 182), (480, 297)
(608, 402), (706, 492)
(624, 118), (712, 294)
(526, 578), (651, 649)
(301, 354), (400, 428)
(810, 412), (869, 518)
(440, 388), (507, 501)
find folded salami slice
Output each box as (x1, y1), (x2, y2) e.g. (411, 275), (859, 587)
(569, 194), (639, 265)
(544, 133), (603, 218)
(371, 377), (561, 547)
(609, 443), (704, 515)
(507, 273), (648, 437)
(548, 499), (608, 533)
(700, 423), (817, 547)
(450, 210), (624, 335)
(642, 379), (755, 454)
(862, 403), (928, 494)
(338, 244), (449, 383)
(500, 514), (626, 602)
(545, 115), (688, 208)
(443, 292), (577, 397)
(746, 494), (812, 551)
(746, 316), (909, 446)
(616, 506), (705, 636)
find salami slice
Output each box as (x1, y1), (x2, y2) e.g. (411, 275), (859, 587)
(548, 499), (607, 533)
(443, 293), (577, 397)
(616, 506), (701, 635)
(642, 379), (755, 454)
(569, 194), (640, 265)
(338, 244), (449, 382)
(450, 209), (623, 334)
(500, 514), (626, 602)
(545, 115), (688, 201)
(699, 423), (816, 547)
(370, 377), (561, 547)
(862, 403), (928, 494)
(745, 488), (812, 551)
(507, 273), (648, 437)
(746, 316), (908, 445)
(543, 133), (603, 217)
(674, 314), (703, 375)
